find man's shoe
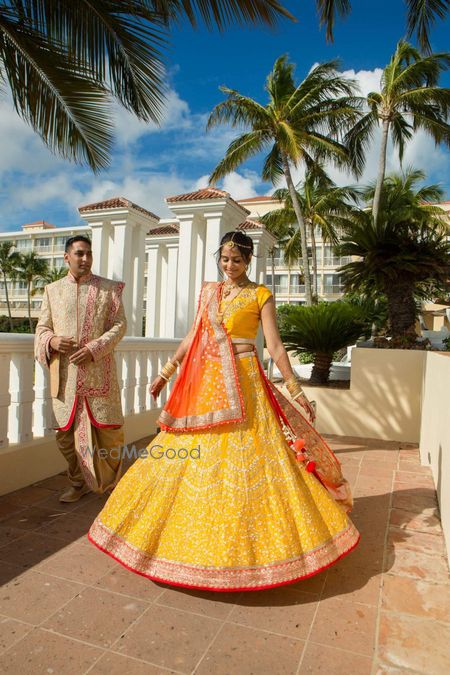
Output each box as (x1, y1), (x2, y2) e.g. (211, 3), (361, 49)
(59, 484), (91, 503)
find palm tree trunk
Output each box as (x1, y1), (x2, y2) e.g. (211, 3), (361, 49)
(372, 118), (390, 224)
(385, 280), (417, 338)
(309, 220), (318, 301)
(2, 271), (14, 332)
(310, 352), (332, 384)
(270, 248), (276, 301)
(27, 280), (33, 333)
(281, 154), (313, 305)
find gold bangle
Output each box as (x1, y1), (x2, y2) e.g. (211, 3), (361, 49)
(285, 376), (303, 399)
(160, 360), (177, 379)
(159, 372), (169, 382)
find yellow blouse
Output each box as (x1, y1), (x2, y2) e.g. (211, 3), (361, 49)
(220, 284), (273, 340)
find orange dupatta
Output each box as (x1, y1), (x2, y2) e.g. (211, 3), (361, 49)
(158, 282), (245, 431)
(158, 281), (352, 511)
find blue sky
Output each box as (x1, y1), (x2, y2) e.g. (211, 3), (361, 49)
(0, 0), (449, 232)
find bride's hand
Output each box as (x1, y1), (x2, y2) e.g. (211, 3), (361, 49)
(295, 392), (316, 423)
(149, 375), (167, 400)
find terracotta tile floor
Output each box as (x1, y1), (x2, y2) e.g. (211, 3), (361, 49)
(0, 436), (449, 674)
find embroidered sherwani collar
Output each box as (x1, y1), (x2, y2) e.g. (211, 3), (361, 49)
(68, 270), (93, 284)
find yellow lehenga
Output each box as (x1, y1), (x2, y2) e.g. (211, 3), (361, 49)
(89, 282), (359, 591)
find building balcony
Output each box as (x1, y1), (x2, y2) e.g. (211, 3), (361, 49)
(0, 336), (448, 673)
(33, 246), (53, 253)
(322, 285), (345, 295)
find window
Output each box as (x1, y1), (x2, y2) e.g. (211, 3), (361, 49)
(54, 236), (67, 249)
(35, 238), (50, 247)
(323, 274), (344, 294)
(15, 239), (32, 251)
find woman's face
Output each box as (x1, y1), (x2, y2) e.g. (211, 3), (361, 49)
(220, 243), (249, 281)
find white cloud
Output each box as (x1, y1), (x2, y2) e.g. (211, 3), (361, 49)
(221, 171), (260, 200)
(341, 67), (383, 97)
(113, 89), (192, 146)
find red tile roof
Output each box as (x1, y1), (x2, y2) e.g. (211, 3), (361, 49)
(22, 220), (56, 229)
(166, 187), (249, 214)
(237, 196), (275, 203)
(148, 223), (180, 236)
(237, 219), (265, 231)
(79, 197), (159, 221)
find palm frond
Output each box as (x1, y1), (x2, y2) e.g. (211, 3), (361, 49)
(207, 88), (270, 129)
(209, 130), (269, 182)
(405, 0), (449, 54)
(0, 9), (114, 170)
(315, 0), (351, 42)
(153, 0), (295, 28)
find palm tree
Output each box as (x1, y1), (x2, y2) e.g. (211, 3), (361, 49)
(0, 0), (292, 171)
(207, 55), (362, 305)
(0, 241), (21, 331)
(336, 170), (450, 338)
(279, 302), (366, 384)
(347, 41), (450, 224)
(39, 267), (68, 284)
(15, 252), (49, 332)
(261, 166), (359, 298)
(31, 266), (68, 301)
(316, 0), (449, 53)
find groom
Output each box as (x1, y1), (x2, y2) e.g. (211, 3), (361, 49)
(35, 235), (126, 502)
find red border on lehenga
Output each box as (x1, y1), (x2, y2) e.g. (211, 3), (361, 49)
(88, 519), (360, 592)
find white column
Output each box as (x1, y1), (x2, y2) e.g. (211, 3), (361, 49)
(8, 352), (34, 444)
(130, 224), (147, 336)
(90, 221), (110, 277)
(33, 361), (52, 437)
(194, 222), (206, 301)
(145, 244), (164, 337)
(165, 244), (179, 338)
(203, 213), (225, 282)
(0, 354), (10, 449)
(110, 221), (134, 334)
(175, 214), (199, 337)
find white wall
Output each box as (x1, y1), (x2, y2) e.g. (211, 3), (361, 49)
(419, 352), (450, 560)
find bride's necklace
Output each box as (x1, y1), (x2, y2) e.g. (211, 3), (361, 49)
(222, 277), (248, 299)
(216, 277), (250, 323)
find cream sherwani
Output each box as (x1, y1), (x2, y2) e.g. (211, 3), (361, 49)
(35, 271), (127, 491)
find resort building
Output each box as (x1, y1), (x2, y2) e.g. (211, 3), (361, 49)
(1, 190), (449, 331)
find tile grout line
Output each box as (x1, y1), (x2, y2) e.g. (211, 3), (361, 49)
(297, 444), (369, 675)
(370, 447), (400, 675)
(189, 611), (234, 674)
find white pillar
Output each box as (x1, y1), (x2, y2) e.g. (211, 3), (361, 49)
(130, 224), (147, 336)
(194, 222), (206, 301)
(165, 244), (179, 338)
(90, 221), (110, 277)
(33, 361), (52, 438)
(175, 214), (200, 337)
(203, 213), (225, 282)
(0, 354), (10, 449)
(110, 221), (134, 334)
(8, 352), (34, 445)
(145, 244), (164, 337)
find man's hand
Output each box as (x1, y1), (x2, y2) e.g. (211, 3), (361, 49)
(69, 346), (94, 366)
(50, 336), (77, 354)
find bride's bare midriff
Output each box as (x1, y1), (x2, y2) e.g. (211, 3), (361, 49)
(232, 343), (254, 354)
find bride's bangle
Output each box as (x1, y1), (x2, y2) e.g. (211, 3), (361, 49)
(285, 376), (303, 399)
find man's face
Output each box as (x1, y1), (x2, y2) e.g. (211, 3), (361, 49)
(64, 241), (93, 278)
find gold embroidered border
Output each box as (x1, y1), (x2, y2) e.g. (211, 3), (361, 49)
(89, 518), (360, 590)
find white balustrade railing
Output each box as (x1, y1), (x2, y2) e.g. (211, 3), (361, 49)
(0, 335), (181, 450)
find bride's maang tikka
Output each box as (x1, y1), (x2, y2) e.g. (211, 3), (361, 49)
(224, 232), (253, 251)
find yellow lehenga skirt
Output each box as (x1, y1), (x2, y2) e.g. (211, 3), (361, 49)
(89, 353), (359, 591)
